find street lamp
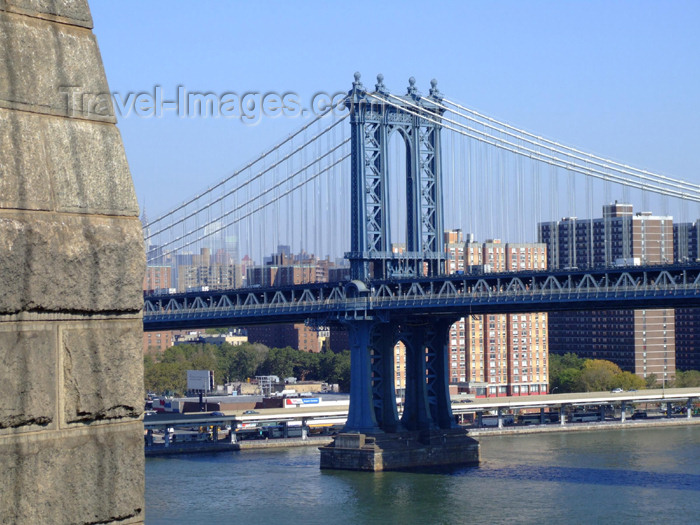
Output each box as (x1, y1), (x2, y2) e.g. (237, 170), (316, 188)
(551, 387), (559, 395)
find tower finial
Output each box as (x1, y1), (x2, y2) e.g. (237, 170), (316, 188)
(375, 73), (388, 95)
(352, 71), (364, 92)
(429, 78), (442, 101)
(406, 76), (419, 98)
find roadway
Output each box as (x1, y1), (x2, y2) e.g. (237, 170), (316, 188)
(144, 387), (700, 430)
(450, 387), (700, 413)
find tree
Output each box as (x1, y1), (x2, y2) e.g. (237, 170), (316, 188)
(549, 353), (585, 393)
(674, 370), (700, 388)
(575, 359), (622, 392)
(218, 343), (269, 382)
(616, 371), (645, 391)
(643, 373), (658, 388)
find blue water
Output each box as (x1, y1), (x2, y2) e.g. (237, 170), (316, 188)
(146, 425), (700, 524)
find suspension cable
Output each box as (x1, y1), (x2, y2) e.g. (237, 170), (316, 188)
(148, 139), (350, 259)
(148, 152), (350, 263)
(368, 92), (700, 202)
(440, 96), (700, 191)
(144, 97), (348, 230)
(145, 112), (349, 240)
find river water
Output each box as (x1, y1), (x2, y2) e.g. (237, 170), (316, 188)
(145, 425), (700, 524)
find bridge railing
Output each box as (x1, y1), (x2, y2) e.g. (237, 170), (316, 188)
(143, 268), (700, 328)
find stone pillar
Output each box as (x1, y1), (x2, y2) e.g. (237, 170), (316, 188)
(621, 402), (627, 422)
(0, 2), (145, 523)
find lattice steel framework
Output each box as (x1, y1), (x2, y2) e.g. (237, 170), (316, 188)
(345, 73), (446, 281)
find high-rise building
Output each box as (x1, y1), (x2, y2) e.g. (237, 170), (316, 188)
(245, 248), (336, 353)
(143, 265), (172, 292)
(143, 265), (175, 353)
(539, 203), (676, 381)
(177, 247), (241, 291)
(440, 231), (549, 397)
(539, 202), (673, 269)
(670, 221), (700, 371)
(246, 324), (329, 353)
(673, 220), (700, 263)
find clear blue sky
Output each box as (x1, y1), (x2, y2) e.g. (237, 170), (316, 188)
(90, 1), (700, 220)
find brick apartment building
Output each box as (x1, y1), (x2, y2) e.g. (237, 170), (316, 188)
(539, 203), (677, 381)
(442, 231), (549, 397)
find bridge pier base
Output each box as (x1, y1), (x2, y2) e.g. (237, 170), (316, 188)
(322, 317), (479, 471)
(319, 429), (479, 472)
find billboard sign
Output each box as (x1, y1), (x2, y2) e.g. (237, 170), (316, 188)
(187, 370), (213, 392)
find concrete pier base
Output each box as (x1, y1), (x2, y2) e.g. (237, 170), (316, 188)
(319, 430), (480, 471)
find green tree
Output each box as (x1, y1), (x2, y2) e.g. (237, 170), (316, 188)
(644, 373), (659, 389)
(674, 370), (700, 387)
(616, 371), (645, 391)
(218, 343), (269, 382)
(324, 350), (351, 391)
(259, 347), (298, 378)
(549, 353), (585, 393)
(575, 359), (621, 392)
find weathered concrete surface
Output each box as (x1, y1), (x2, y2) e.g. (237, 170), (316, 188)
(63, 320), (144, 423)
(0, 325), (56, 433)
(0, 212), (144, 314)
(0, 9), (113, 121)
(0, 422), (144, 524)
(0, 108), (139, 214)
(0, 1), (145, 522)
(0, 0), (92, 27)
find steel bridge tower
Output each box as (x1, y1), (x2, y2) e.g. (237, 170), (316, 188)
(346, 72), (446, 281)
(340, 74), (457, 437)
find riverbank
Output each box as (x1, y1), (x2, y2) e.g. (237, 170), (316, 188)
(145, 416), (699, 456)
(468, 415), (700, 437)
(145, 435), (332, 456)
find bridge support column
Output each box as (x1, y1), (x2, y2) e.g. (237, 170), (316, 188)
(621, 402), (627, 422)
(344, 321), (382, 434)
(372, 324), (403, 433)
(425, 320), (458, 430)
(497, 408), (504, 429)
(401, 326), (435, 431)
(667, 402), (673, 419)
(687, 399), (694, 419)
(540, 407), (546, 425)
(560, 405), (567, 425)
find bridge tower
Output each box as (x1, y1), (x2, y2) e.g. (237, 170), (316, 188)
(323, 76), (479, 471)
(345, 72), (446, 281)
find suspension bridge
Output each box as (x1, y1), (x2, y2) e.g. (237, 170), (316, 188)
(142, 73), (700, 440)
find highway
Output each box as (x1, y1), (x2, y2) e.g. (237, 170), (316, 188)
(144, 387), (700, 431)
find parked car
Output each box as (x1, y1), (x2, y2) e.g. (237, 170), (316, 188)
(243, 410), (259, 415)
(211, 411), (225, 417)
(631, 411), (648, 419)
(611, 388), (624, 393)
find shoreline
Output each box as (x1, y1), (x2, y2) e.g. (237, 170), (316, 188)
(467, 415), (700, 437)
(145, 417), (699, 457)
